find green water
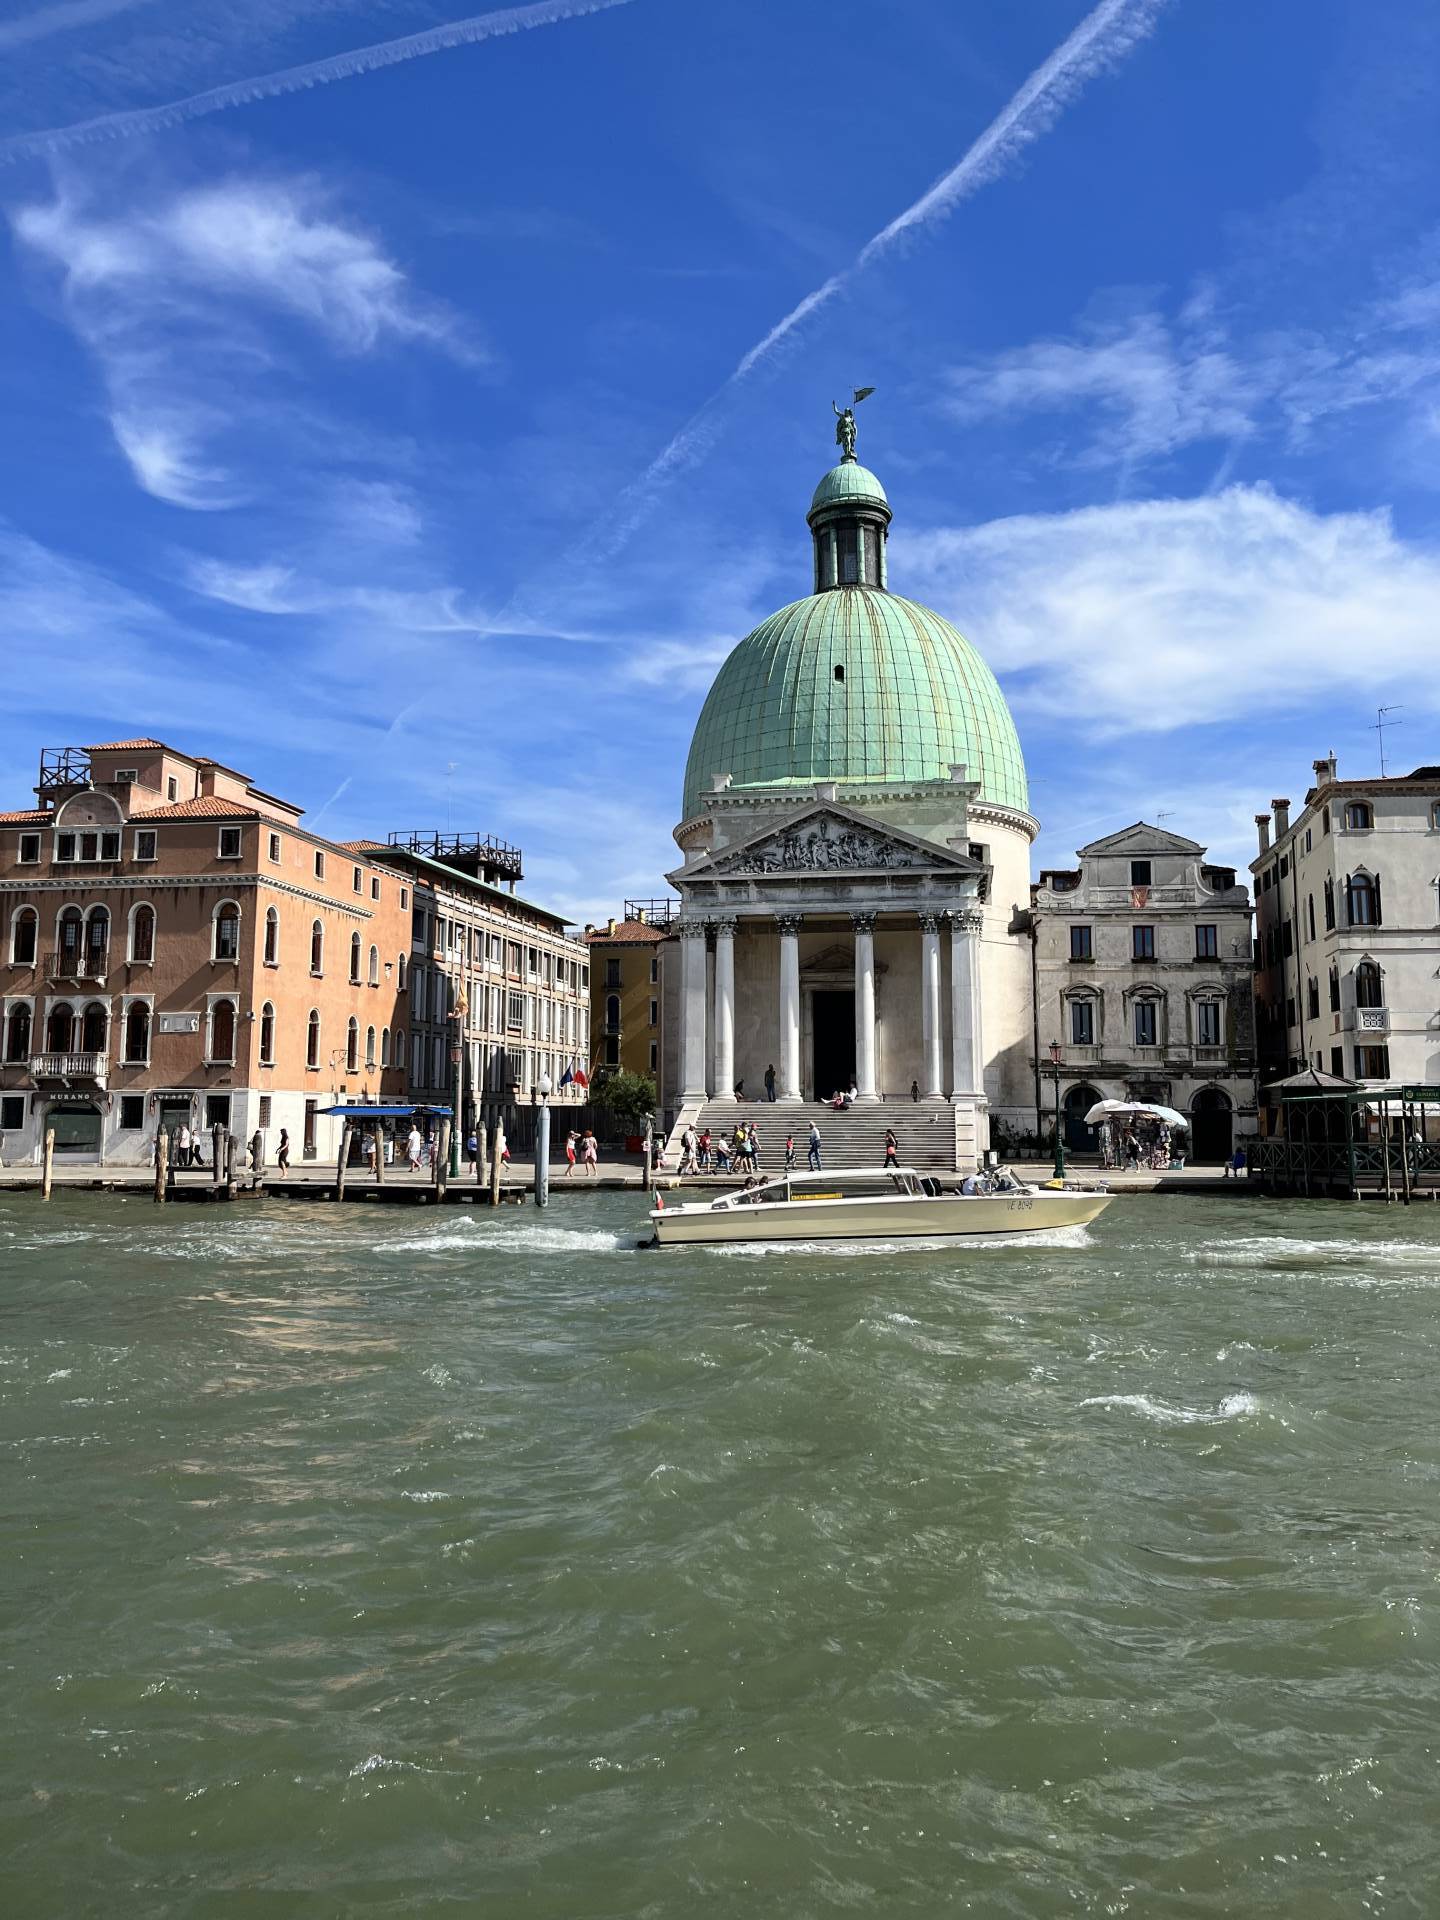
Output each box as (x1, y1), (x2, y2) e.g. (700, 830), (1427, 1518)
(2, 1192), (1439, 1917)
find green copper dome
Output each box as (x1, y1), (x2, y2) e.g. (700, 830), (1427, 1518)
(682, 585), (1029, 821)
(809, 461), (889, 515)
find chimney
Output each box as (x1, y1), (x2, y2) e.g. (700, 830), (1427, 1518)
(607, 916), (616, 936)
(1312, 753), (1337, 786)
(1271, 798), (1290, 837)
(635, 908), (647, 925)
(1255, 812), (1271, 853)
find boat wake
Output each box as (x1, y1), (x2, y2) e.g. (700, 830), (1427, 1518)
(707, 1224), (1097, 1258)
(1081, 1390), (1259, 1425)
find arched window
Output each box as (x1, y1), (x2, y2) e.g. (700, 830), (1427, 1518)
(213, 901), (241, 961)
(397, 953), (407, 991)
(5, 1002), (31, 1062)
(57, 906), (83, 976)
(129, 903), (155, 965)
(365, 1024), (376, 1067)
(349, 932), (362, 983)
(47, 1004), (74, 1052)
(381, 1027), (390, 1068)
(11, 908), (37, 967)
(81, 1001), (108, 1055)
(1345, 872), (1381, 927)
(1323, 874), (1335, 931)
(306, 1009), (320, 1069)
(605, 993), (621, 1029)
(368, 944), (379, 987)
(346, 1016), (359, 1072)
(259, 1001), (275, 1064)
(1353, 960), (1384, 1009)
(124, 1001), (150, 1063)
(209, 998), (236, 1062)
(264, 907), (279, 966)
(85, 907), (109, 972)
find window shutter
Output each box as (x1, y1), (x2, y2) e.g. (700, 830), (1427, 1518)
(1373, 871), (1382, 926)
(1344, 877), (1355, 926)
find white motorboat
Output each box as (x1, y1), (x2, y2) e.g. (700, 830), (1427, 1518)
(648, 1167), (1111, 1248)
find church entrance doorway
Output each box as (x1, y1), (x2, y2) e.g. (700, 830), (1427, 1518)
(1191, 1087), (1232, 1163)
(810, 990), (854, 1101)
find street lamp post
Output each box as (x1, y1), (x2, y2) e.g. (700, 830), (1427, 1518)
(1048, 1040), (1066, 1182)
(535, 1072), (552, 1208)
(448, 992), (467, 1178)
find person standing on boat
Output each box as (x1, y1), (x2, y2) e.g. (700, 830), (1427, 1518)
(883, 1128), (899, 1168)
(808, 1122), (823, 1171)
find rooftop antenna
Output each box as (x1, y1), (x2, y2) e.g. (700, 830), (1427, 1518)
(1373, 705), (1403, 778)
(1156, 810), (1175, 824)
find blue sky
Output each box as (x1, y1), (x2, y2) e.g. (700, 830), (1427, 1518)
(3, 0), (1439, 917)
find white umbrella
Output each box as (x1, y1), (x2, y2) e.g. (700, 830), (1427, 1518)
(1083, 1099), (1190, 1130)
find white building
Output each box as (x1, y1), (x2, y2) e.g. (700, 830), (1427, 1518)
(1031, 823), (1257, 1161)
(1252, 755), (1440, 1093)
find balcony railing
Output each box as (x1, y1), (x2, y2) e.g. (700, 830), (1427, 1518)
(44, 947), (110, 982)
(1352, 1005), (1389, 1034)
(30, 1052), (107, 1082)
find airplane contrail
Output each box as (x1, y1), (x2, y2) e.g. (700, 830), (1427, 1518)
(604, 0), (1169, 549)
(0, 0), (156, 54)
(0, 0), (636, 164)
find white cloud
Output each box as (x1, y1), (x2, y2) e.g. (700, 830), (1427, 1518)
(901, 483), (1440, 735)
(11, 173), (477, 505)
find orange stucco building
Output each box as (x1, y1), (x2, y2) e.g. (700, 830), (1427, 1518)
(0, 738), (410, 1166)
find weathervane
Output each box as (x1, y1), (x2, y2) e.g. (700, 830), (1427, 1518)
(832, 385), (875, 461)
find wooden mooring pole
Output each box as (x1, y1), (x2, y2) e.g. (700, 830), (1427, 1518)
(489, 1122), (504, 1207)
(435, 1120), (451, 1200)
(153, 1128), (168, 1204)
(373, 1122), (385, 1185)
(42, 1127), (55, 1201)
(335, 1121), (351, 1202)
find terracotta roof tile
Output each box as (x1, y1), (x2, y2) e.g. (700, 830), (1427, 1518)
(340, 839), (387, 853)
(133, 796), (257, 820)
(586, 919), (670, 943)
(85, 737), (165, 751)
(0, 808), (50, 824)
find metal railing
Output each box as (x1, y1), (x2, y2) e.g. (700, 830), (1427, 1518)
(44, 947), (109, 980)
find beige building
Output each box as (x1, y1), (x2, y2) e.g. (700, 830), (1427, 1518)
(1251, 756), (1440, 1091)
(585, 902), (674, 1085)
(0, 738), (409, 1166)
(1030, 823), (1257, 1160)
(370, 834), (590, 1135)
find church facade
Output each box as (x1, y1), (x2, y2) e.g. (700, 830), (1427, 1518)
(661, 421), (1037, 1169)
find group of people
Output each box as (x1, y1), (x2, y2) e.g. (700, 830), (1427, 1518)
(563, 1129), (600, 1177)
(1097, 1118), (1184, 1171)
(959, 1163), (1023, 1196)
(677, 1121), (763, 1174)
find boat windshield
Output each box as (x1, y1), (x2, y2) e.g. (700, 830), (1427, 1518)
(709, 1169), (924, 1209)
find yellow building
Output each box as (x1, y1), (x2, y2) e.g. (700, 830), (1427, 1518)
(584, 903), (673, 1085)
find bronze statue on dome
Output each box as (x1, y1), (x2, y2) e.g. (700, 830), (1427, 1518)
(833, 385), (875, 460)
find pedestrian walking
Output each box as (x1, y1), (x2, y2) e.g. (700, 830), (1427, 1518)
(406, 1124), (423, 1172)
(698, 1128), (712, 1170)
(808, 1122), (822, 1172)
(581, 1128), (599, 1177)
(764, 1062), (776, 1102)
(883, 1127), (899, 1168)
(465, 1130), (479, 1174)
(564, 1129), (579, 1177)
(910, 1079), (919, 1103)
(784, 1133), (796, 1170)
(679, 1124), (697, 1174)
(277, 1128), (290, 1175)
(177, 1121), (192, 1169)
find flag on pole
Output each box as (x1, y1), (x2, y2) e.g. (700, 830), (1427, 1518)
(573, 1061), (589, 1090)
(559, 1064), (574, 1090)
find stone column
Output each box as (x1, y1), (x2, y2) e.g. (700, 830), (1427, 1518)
(712, 915), (737, 1103)
(678, 918), (709, 1104)
(776, 913), (802, 1103)
(949, 907), (984, 1100)
(853, 912), (878, 1101)
(919, 911), (943, 1100)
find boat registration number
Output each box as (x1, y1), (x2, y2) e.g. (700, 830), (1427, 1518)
(1006, 1197), (1034, 1213)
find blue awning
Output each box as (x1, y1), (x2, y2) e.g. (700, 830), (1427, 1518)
(317, 1104), (454, 1119)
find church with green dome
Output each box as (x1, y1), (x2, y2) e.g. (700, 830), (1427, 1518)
(664, 408), (1039, 1168)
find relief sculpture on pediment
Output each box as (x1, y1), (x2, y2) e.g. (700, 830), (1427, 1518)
(727, 816), (924, 875)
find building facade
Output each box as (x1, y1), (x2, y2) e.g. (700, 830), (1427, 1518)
(662, 420), (1037, 1167)
(585, 902), (674, 1086)
(1031, 823), (1257, 1161)
(0, 739), (408, 1166)
(1251, 755), (1440, 1091)
(373, 834), (590, 1134)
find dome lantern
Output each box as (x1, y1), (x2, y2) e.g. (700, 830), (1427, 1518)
(808, 392), (891, 592)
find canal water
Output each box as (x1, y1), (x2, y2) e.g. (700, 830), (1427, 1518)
(2, 1191), (1438, 1917)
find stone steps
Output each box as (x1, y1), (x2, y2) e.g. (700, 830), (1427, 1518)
(688, 1102), (960, 1172)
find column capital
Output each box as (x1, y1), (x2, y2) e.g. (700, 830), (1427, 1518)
(712, 914), (738, 937)
(677, 917), (708, 941)
(917, 911), (943, 934)
(851, 911), (877, 935)
(951, 908), (984, 935)
(774, 913), (803, 938)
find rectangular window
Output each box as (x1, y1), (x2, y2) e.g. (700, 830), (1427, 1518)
(1133, 1001), (1157, 1046)
(1329, 967), (1340, 1012)
(1, 1094), (25, 1131)
(167, 777), (178, 802)
(1354, 1044), (1390, 1078)
(1281, 920), (1293, 957)
(371, 876), (380, 901)
(1279, 855), (1289, 879)
(1196, 1002), (1222, 1047)
(1305, 828), (1313, 853)
(1331, 1046), (1344, 1076)
(1195, 924), (1218, 958)
(258, 1095), (272, 1128)
(134, 829), (157, 862)
(650, 998), (659, 1027)
(218, 827), (242, 858)
(1306, 978), (1320, 1020)
(1130, 860), (1152, 886)
(1306, 896), (1315, 943)
(353, 866), (363, 893)
(55, 832), (75, 862)
(1286, 995), (1296, 1029)
(508, 941), (522, 974)
(1322, 808), (1331, 835)
(650, 953), (659, 983)
(18, 832), (40, 864)
(507, 991), (524, 1029)
(1132, 924), (1155, 960)
(268, 832), (281, 863)
(1070, 925), (1093, 961)
(527, 946), (539, 976)
(118, 1094), (145, 1130)
(605, 957), (622, 988)
(650, 1041), (659, 1073)
(314, 850), (325, 879)
(1070, 999), (1094, 1045)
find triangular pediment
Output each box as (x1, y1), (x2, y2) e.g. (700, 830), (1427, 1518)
(685, 804), (983, 880)
(1078, 820), (1204, 858)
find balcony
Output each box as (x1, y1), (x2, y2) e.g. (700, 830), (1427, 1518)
(45, 947), (110, 985)
(1350, 1005), (1389, 1035)
(30, 1052), (107, 1084)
